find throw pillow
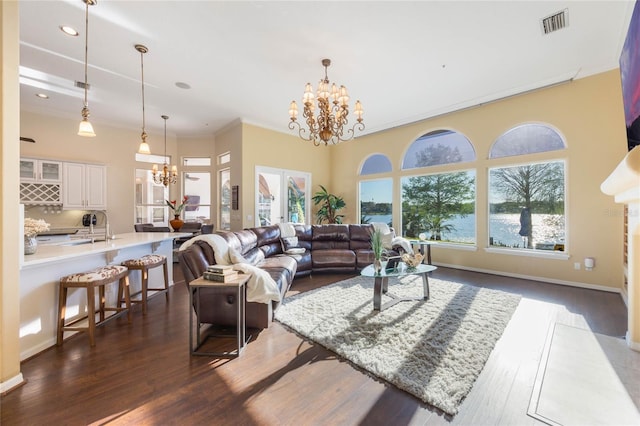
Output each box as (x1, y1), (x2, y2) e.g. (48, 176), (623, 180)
(381, 232), (394, 250)
(281, 236), (299, 252)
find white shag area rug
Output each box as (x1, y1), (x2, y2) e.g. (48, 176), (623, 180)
(275, 274), (521, 416)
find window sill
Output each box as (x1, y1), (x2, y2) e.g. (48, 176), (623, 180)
(484, 246), (570, 260)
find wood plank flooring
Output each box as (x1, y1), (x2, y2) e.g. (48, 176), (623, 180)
(0, 265), (632, 425)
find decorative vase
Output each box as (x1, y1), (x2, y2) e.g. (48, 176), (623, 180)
(169, 215), (184, 232)
(24, 235), (38, 255)
(373, 258), (383, 274)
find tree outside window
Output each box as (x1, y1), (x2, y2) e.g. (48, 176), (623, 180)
(402, 171), (475, 241)
(489, 161), (565, 249)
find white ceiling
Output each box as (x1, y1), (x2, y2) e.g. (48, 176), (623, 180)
(18, 1), (635, 141)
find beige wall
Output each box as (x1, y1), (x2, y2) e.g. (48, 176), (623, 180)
(1, 0), (23, 391)
(241, 122), (333, 229)
(333, 70), (628, 290)
(20, 111), (180, 234)
(214, 121), (243, 230)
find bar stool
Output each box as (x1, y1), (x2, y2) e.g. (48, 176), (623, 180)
(57, 265), (131, 347)
(121, 254), (169, 314)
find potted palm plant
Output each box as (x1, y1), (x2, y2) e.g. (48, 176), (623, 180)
(312, 185), (345, 224)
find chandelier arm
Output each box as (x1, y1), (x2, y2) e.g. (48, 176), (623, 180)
(289, 120), (313, 142)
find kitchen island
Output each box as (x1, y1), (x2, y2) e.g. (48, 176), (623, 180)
(20, 232), (191, 359)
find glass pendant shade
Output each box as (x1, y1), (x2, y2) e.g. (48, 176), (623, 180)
(78, 118), (95, 137)
(138, 141), (151, 154)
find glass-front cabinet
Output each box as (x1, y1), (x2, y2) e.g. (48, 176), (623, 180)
(20, 158), (62, 183)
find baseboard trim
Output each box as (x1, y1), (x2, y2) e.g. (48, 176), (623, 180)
(434, 262), (621, 294)
(626, 332), (640, 352)
(0, 373), (25, 395)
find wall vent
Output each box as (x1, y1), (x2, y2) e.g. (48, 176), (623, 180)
(541, 9), (568, 34)
(74, 80), (90, 90)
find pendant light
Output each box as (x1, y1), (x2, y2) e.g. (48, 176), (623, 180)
(135, 44), (151, 154)
(77, 0), (97, 137)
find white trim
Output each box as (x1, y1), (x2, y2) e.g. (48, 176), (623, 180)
(434, 262), (621, 293)
(484, 246), (570, 260)
(432, 242), (477, 252)
(0, 373), (25, 394)
(626, 331), (640, 352)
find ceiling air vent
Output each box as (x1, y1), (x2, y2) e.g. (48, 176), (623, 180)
(74, 80), (90, 90)
(541, 9), (568, 34)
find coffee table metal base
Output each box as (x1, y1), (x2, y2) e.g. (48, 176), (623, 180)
(361, 263), (437, 312)
(373, 273), (430, 311)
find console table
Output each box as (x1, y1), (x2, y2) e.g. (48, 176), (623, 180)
(361, 263), (437, 311)
(408, 239), (437, 264)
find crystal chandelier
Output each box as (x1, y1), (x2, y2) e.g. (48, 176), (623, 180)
(152, 115), (177, 186)
(135, 44), (151, 154)
(288, 59), (364, 146)
(77, 0), (97, 137)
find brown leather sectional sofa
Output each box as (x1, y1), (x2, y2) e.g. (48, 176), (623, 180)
(178, 223), (405, 329)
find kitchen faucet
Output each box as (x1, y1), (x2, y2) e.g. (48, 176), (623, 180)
(89, 210), (112, 241)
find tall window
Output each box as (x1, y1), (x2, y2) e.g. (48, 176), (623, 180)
(401, 130), (476, 243)
(401, 171), (475, 242)
(219, 169), (231, 230)
(360, 179), (393, 226)
(358, 153), (393, 226)
(134, 169), (168, 225)
(182, 157), (211, 223)
(488, 124), (566, 251)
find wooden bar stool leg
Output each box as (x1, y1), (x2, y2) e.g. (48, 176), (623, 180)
(99, 284), (106, 322)
(122, 276), (132, 323)
(141, 267), (149, 314)
(162, 260), (169, 302)
(57, 283), (68, 346)
(86, 285), (96, 347)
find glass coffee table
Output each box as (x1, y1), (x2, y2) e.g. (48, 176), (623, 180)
(360, 263), (437, 311)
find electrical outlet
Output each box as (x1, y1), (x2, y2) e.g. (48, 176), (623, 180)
(574, 262), (581, 270)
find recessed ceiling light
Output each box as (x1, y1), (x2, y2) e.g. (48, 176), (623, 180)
(175, 82), (191, 89)
(60, 25), (79, 36)
(35, 93), (49, 99)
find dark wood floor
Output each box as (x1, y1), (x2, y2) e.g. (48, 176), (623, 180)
(0, 264), (629, 425)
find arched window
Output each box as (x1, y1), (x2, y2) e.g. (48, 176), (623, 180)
(402, 130), (475, 170)
(400, 130), (476, 244)
(360, 154), (392, 175)
(488, 124), (566, 252)
(489, 123), (565, 158)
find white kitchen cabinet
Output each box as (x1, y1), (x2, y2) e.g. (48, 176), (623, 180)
(20, 158), (62, 182)
(62, 162), (107, 210)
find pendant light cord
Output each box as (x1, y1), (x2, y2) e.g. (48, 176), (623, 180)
(140, 51), (146, 134)
(83, 0), (89, 108)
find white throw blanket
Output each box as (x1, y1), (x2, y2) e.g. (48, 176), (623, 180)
(179, 234), (281, 304)
(372, 222), (412, 253)
(278, 222), (296, 238)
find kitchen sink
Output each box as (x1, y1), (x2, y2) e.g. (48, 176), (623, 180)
(59, 236), (120, 246)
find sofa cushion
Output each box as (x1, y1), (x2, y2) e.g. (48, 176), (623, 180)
(312, 224), (351, 250)
(311, 249), (356, 269)
(349, 224), (374, 250)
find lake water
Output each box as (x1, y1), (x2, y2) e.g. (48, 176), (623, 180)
(367, 213), (565, 247)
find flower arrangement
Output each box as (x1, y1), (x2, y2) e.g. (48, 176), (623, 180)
(24, 218), (50, 237)
(166, 196), (189, 217)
